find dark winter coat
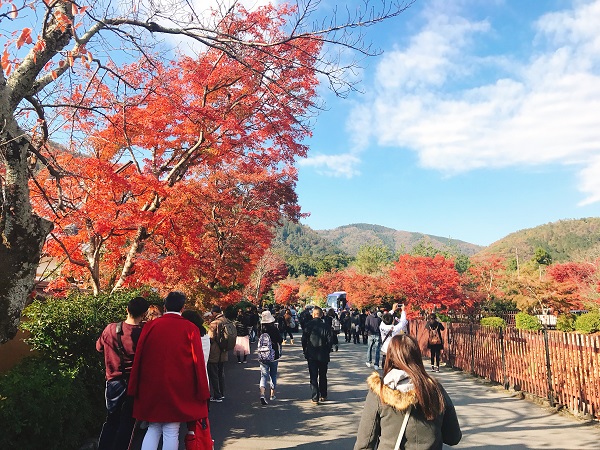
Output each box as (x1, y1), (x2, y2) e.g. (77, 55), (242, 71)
(354, 372), (461, 450)
(301, 317), (333, 363)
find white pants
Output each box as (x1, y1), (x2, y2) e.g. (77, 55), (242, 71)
(141, 422), (180, 450)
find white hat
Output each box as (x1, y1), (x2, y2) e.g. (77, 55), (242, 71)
(261, 310), (276, 324)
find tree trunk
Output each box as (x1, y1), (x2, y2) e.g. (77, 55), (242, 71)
(0, 135), (53, 343)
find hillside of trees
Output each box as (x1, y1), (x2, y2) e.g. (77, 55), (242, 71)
(477, 217), (600, 263)
(272, 221), (351, 277)
(314, 223), (484, 257)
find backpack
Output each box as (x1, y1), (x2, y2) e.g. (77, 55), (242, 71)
(332, 317), (341, 332)
(257, 332), (275, 362)
(218, 318), (237, 351)
(288, 316), (296, 329)
(428, 325), (442, 345)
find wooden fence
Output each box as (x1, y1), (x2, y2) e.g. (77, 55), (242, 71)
(411, 320), (600, 419)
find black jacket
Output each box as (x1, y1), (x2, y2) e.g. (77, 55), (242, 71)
(301, 318), (333, 363)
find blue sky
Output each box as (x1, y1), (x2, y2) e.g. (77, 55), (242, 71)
(294, 0), (600, 246)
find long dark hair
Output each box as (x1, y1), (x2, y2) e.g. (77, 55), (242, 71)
(383, 334), (445, 420)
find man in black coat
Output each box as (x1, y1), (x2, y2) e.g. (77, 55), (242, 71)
(301, 306), (333, 404)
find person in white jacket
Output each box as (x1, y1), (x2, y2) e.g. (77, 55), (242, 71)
(379, 304), (408, 368)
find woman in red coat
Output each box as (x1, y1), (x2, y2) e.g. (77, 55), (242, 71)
(128, 292), (210, 450)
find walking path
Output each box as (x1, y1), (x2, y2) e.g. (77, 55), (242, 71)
(208, 337), (600, 450)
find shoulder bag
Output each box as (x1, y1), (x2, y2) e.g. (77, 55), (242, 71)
(393, 405), (412, 450)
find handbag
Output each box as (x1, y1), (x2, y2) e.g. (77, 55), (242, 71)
(184, 417), (214, 450)
(393, 405), (412, 450)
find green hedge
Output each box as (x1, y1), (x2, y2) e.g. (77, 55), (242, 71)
(21, 289), (161, 376)
(12, 289), (162, 448)
(575, 312), (600, 334)
(0, 357), (97, 450)
(480, 317), (507, 329)
(436, 313), (451, 323)
(556, 315), (576, 332)
(515, 312), (542, 331)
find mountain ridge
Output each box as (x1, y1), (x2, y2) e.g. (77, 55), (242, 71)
(312, 222), (484, 257)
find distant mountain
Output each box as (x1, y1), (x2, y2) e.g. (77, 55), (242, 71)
(272, 220), (351, 276)
(476, 217), (600, 263)
(314, 223), (484, 257)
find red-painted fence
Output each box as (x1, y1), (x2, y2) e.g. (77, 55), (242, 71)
(411, 320), (600, 419)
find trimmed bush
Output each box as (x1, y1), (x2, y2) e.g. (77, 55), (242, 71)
(515, 312), (542, 331)
(0, 357), (98, 450)
(556, 315), (576, 332)
(480, 317), (507, 329)
(17, 288), (163, 448)
(436, 313), (451, 323)
(21, 289), (161, 374)
(575, 312), (600, 334)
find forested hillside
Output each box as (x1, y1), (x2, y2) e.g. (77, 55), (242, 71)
(272, 221), (351, 277)
(315, 223), (483, 257)
(477, 217), (600, 262)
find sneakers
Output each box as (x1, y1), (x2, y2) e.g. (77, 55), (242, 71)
(319, 397), (327, 402)
(365, 362), (372, 368)
(311, 399), (319, 405)
(373, 365), (381, 370)
(434, 366), (440, 372)
(431, 365), (436, 372)
(243, 360), (247, 364)
(270, 395), (276, 401)
(260, 396), (268, 405)
(210, 397), (223, 403)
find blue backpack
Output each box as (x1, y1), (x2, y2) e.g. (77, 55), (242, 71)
(257, 332), (275, 362)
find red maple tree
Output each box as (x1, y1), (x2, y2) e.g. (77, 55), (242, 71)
(389, 254), (465, 313)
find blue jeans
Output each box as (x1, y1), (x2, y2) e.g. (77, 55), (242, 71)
(259, 360), (279, 389)
(98, 379), (135, 450)
(367, 335), (381, 366)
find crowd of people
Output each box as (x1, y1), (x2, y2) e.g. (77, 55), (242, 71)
(95, 293), (461, 450)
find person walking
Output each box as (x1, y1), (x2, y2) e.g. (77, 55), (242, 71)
(359, 309), (368, 344)
(301, 306), (333, 404)
(425, 313), (445, 372)
(233, 308), (251, 363)
(96, 296), (149, 450)
(324, 308), (340, 351)
(127, 292), (210, 450)
(350, 309), (361, 344)
(365, 308), (382, 369)
(207, 305), (229, 401)
(353, 334), (462, 450)
(256, 310), (283, 405)
(379, 303), (408, 369)
(282, 308), (295, 344)
(340, 309), (351, 342)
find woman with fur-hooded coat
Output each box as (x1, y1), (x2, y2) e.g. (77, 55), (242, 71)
(354, 335), (461, 450)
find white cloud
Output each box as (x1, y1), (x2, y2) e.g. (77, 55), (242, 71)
(298, 153), (361, 178)
(578, 155), (600, 205)
(352, 0), (600, 204)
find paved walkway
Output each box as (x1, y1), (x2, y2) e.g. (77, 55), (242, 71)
(208, 336), (600, 450)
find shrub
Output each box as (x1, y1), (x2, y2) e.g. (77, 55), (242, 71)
(19, 288), (163, 435)
(556, 315), (576, 332)
(0, 357), (99, 450)
(436, 313), (451, 323)
(480, 317), (507, 329)
(575, 312), (600, 334)
(21, 289), (161, 374)
(515, 312), (542, 331)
